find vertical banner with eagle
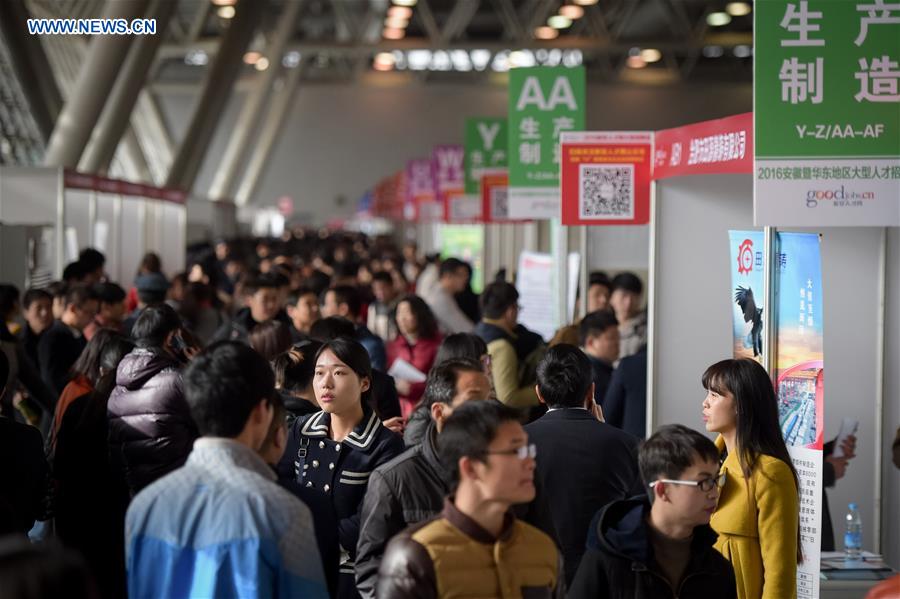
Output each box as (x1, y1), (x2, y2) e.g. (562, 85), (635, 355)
(729, 230), (824, 599)
(729, 231), (766, 362)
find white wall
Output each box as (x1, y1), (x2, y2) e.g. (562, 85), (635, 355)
(155, 79), (752, 224)
(882, 227), (900, 567)
(651, 174), (896, 564)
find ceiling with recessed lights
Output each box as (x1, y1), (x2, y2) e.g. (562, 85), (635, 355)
(151, 0), (753, 83)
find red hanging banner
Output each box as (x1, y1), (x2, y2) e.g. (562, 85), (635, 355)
(653, 112), (753, 180)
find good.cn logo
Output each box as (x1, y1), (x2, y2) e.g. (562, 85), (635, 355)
(737, 239), (754, 275)
(806, 185), (874, 207)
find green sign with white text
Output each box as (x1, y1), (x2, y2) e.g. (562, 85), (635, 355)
(507, 66), (585, 219)
(754, 0), (900, 227)
(464, 117), (507, 195)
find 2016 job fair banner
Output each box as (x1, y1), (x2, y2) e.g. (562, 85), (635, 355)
(754, 1), (900, 227)
(406, 158), (438, 222)
(775, 232), (824, 599)
(559, 131), (653, 226)
(465, 117), (508, 195)
(729, 231), (766, 363)
(507, 66), (585, 219)
(729, 230), (824, 599)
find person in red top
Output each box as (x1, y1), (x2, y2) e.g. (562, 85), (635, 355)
(50, 328), (120, 450)
(386, 295), (442, 419)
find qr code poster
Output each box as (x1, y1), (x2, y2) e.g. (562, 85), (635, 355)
(560, 131), (652, 226)
(578, 164), (635, 220)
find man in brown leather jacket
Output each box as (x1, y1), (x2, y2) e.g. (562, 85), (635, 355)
(376, 400), (563, 599)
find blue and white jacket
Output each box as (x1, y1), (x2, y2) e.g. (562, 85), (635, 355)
(125, 437), (328, 599)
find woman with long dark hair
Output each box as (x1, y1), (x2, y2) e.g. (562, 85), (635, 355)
(276, 337), (404, 599)
(50, 328), (119, 448)
(386, 295), (442, 419)
(701, 358), (800, 599)
(54, 334), (135, 599)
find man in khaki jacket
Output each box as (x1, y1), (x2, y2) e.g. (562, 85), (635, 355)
(377, 400), (562, 599)
(473, 282), (546, 410)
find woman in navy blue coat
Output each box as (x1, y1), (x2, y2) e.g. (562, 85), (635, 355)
(278, 337), (404, 599)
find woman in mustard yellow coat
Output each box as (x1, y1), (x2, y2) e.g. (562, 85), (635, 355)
(701, 358), (800, 599)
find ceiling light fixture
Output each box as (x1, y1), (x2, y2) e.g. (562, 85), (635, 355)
(210, 0), (235, 6)
(373, 52), (396, 71)
(383, 27), (405, 40)
(254, 57), (269, 71)
(559, 5), (584, 19)
(627, 55), (647, 69)
(385, 16), (409, 28)
(547, 15), (572, 29)
(573, 0), (599, 5)
(706, 12), (732, 27)
(640, 48), (662, 63)
(243, 51), (261, 65)
(387, 6), (413, 19)
(392, 0), (417, 6)
(216, 5), (235, 18)
(534, 26), (559, 40)
(733, 45), (752, 58)
(726, 2), (752, 17)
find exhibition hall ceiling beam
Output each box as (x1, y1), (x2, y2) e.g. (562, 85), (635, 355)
(43, 0), (150, 168)
(209, 0), (303, 201)
(159, 31), (751, 59)
(165, 0), (266, 191)
(490, 0), (526, 41)
(0, 0), (63, 143)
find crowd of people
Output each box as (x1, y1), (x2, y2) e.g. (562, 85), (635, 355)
(0, 231), (893, 598)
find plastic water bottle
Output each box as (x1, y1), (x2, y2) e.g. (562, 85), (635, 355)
(844, 503), (862, 559)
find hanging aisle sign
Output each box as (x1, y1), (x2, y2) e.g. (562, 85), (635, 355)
(464, 117), (508, 195)
(560, 131), (653, 226)
(406, 158), (438, 222)
(754, 1), (900, 226)
(507, 66), (585, 219)
(433, 145), (465, 223)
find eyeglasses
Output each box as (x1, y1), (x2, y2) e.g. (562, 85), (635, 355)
(484, 443), (537, 460)
(649, 472), (726, 492)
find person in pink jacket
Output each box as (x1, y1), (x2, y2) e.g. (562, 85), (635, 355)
(386, 295), (442, 419)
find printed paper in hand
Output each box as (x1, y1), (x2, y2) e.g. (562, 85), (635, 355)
(388, 359), (427, 383)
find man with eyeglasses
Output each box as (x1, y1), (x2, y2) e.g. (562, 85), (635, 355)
(377, 400), (563, 598)
(355, 359), (493, 598)
(569, 424), (737, 599)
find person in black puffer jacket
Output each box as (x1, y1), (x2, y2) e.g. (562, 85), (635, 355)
(108, 305), (198, 496)
(569, 424), (736, 599)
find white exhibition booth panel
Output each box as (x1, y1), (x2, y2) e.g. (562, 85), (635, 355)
(0, 167), (185, 284)
(649, 171), (900, 568)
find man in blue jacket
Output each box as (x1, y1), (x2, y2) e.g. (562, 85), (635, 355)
(124, 341), (328, 599)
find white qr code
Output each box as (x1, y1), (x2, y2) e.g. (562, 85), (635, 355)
(578, 163), (635, 220)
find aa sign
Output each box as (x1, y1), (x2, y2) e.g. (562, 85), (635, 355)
(507, 66), (585, 220)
